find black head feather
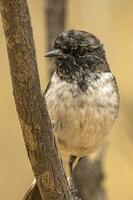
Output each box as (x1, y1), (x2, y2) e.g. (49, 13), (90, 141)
(46, 30), (110, 87)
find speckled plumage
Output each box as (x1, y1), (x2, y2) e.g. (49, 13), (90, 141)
(45, 72), (118, 157)
(45, 30), (119, 162)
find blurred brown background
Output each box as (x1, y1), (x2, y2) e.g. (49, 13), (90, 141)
(0, 0), (133, 199)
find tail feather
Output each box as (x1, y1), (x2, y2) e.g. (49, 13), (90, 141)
(23, 179), (42, 200)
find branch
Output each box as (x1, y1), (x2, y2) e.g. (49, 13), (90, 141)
(46, 0), (67, 77)
(46, 0), (67, 51)
(0, 0), (72, 199)
(73, 156), (107, 200)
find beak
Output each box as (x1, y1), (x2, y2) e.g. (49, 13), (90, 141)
(45, 49), (64, 58)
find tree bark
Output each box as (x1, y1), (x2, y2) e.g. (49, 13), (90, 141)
(0, 0), (72, 199)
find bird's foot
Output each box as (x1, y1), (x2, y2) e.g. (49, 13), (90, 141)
(68, 155), (82, 199)
(68, 176), (81, 200)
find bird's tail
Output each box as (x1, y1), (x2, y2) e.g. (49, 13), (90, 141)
(23, 179), (42, 200)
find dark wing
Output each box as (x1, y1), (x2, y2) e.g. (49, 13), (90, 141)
(42, 80), (51, 97)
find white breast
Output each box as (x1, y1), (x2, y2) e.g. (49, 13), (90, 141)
(45, 72), (119, 157)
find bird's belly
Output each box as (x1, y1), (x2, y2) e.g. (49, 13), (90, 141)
(45, 72), (118, 157)
(46, 93), (116, 157)
(53, 104), (113, 157)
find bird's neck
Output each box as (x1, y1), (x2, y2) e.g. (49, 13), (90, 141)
(56, 64), (93, 92)
(56, 65), (76, 83)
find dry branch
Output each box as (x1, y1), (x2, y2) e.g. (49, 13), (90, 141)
(0, 0), (72, 199)
(46, 0), (67, 77)
(46, 0), (67, 51)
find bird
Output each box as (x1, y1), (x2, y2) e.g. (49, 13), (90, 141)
(23, 30), (119, 199)
(44, 29), (119, 178)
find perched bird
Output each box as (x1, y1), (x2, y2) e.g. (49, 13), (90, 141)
(23, 30), (119, 199)
(45, 30), (119, 175)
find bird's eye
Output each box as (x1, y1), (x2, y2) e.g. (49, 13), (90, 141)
(77, 48), (86, 56)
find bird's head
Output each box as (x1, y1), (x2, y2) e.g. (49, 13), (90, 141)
(45, 30), (110, 79)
